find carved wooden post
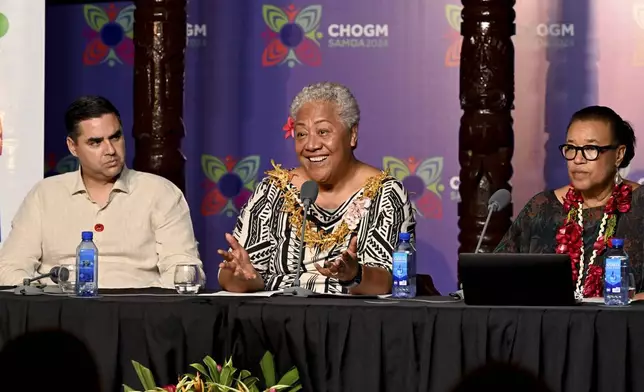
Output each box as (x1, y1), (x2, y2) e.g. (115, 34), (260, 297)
(133, 0), (187, 193)
(458, 0), (516, 255)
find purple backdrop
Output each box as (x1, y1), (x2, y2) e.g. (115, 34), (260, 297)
(182, 0), (460, 293)
(46, 0), (644, 294)
(44, 0), (461, 294)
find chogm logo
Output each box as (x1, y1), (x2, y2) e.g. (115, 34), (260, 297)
(444, 5), (462, 67)
(82, 4), (134, 67)
(261, 4), (390, 67)
(634, 4), (644, 66)
(383, 156), (445, 219)
(531, 23), (574, 48)
(0, 12), (8, 39)
(327, 22), (388, 49)
(187, 23), (207, 48)
(261, 4), (323, 67)
(535, 23), (574, 37)
(201, 155), (260, 217)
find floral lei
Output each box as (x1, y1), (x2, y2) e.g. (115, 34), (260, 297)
(265, 160), (388, 251)
(555, 182), (632, 298)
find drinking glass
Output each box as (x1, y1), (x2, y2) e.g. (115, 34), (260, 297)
(58, 264), (76, 294)
(174, 264), (201, 294)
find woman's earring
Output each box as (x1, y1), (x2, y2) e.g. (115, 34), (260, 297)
(615, 169), (623, 185)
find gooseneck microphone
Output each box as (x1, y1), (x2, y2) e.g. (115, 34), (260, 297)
(283, 180), (319, 297)
(474, 189), (512, 254)
(14, 266), (64, 296)
(451, 189), (513, 300)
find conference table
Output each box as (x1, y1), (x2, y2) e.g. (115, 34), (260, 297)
(0, 289), (641, 392)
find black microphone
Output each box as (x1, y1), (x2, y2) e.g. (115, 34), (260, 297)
(474, 189), (512, 254)
(14, 266), (64, 296)
(283, 180), (319, 297)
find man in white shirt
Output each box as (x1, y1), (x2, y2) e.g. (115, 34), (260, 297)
(0, 95), (205, 288)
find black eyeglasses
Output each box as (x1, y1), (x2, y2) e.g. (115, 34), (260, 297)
(558, 144), (618, 161)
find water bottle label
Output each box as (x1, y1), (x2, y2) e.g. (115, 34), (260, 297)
(78, 248), (95, 283)
(392, 252), (408, 286)
(605, 257), (622, 294)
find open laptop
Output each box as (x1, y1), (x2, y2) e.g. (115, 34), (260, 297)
(458, 253), (577, 306)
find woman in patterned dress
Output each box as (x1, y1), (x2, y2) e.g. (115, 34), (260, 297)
(217, 82), (416, 294)
(495, 106), (644, 299)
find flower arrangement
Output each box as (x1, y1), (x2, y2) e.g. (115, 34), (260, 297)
(123, 351), (301, 392)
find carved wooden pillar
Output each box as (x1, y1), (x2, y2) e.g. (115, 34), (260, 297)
(133, 0), (187, 193)
(457, 0), (516, 254)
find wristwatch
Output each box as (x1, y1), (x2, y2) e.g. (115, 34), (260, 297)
(339, 263), (363, 288)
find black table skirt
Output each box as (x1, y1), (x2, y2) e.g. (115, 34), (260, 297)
(0, 289), (643, 392)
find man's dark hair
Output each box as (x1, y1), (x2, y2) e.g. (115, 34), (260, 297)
(568, 105), (636, 169)
(65, 95), (121, 142)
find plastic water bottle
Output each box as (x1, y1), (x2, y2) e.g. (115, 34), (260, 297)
(75, 231), (98, 297)
(392, 232), (416, 298)
(604, 238), (632, 306)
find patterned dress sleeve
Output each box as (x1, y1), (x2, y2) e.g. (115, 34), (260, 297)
(493, 193), (541, 253)
(231, 178), (276, 281)
(616, 186), (644, 292)
(360, 178), (416, 271)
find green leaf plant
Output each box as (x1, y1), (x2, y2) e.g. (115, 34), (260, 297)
(123, 351), (302, 392)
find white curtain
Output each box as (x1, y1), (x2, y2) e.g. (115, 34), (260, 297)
(0, 0), (45, 246)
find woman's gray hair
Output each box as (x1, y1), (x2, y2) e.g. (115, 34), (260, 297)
(289, 82), (360, 130)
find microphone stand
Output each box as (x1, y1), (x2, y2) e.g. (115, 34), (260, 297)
(474, 203), (498, 254)
(14, 268), (63, 296)
(282, 200), (316, 297)
(453, 202), (499, 299)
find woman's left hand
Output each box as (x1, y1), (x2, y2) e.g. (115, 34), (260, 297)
(315, 236), (360, 281)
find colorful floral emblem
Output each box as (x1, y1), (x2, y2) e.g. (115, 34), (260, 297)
(82, 4), (135, 67)
(383, 156), (445, 219)
(261, 4), (323, 67)
(201, 155), (260, 217)
(444, 5), (462, 67)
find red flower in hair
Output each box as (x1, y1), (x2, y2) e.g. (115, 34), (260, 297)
(283, 116), (295, 139)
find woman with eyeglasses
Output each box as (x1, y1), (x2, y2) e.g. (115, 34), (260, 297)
(495, 106), (644, 299)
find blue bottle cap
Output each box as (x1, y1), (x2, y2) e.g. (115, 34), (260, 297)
(399, 232), (411, 241)
(611, 238), (624, 247)
(81, 231), (93, 241)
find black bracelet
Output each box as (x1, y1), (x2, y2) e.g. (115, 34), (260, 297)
(339, 263), (363, 288)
